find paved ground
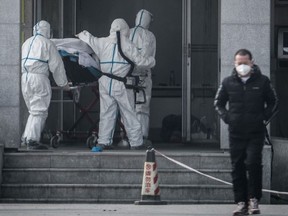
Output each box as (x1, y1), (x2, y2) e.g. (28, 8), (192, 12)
(0, 204), (288, 216)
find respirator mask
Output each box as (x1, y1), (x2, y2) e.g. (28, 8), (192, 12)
(236, 64), (251, 77)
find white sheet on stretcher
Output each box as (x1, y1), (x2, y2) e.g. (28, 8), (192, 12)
(51, 38), (100, 70)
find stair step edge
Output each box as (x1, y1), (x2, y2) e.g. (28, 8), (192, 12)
(1, 183), (232, 188)
(0, 198), (234, 204)
(2, 168), (232, 172)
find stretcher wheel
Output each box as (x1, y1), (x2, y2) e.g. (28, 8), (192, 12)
(86, 135), (98, 149)
(50, 135), (61, 148)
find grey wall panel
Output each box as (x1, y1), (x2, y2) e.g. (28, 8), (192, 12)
(221, 0), (270, 24)
(0, 0), (20, 23)
(0, 65), (20, 107)
(0, 24), (21, 66)
(221, 24), (270, 71)
(0, 0), (21, 148)
(0, 107), (20, 148)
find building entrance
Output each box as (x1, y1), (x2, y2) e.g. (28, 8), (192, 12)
(29, 0), (220, 148)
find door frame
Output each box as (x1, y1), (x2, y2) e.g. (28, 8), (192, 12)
(182, 0), (192, 142)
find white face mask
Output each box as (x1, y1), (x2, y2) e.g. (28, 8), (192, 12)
(236, 64), (251, 77)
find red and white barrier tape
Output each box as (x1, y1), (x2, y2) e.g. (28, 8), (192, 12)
(153, 148), (288, 196)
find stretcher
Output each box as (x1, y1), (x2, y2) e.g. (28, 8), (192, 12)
(50, 83), (100, 149)
(47, 38), (96, 147)
(49, 35), (145, 149)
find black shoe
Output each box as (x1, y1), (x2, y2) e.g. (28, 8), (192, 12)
(249, 198), (261, 214)
(32, 144), (49, 150)
(233, 202), (248, 216)
(26, 140), (38, 150)
(27, 141), (48, 150)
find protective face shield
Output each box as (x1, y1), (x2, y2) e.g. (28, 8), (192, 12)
(110, 18), (129, 37)
(235, 64), (251, 77)
(135, 9), (153, 29)
(33, 20), (51, 38)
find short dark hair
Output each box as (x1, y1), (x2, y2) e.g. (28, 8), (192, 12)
(234, 49), (253, 60)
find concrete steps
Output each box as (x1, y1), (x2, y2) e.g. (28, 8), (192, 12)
(2, 168), (231, 184)
(1, 151), (234, 203)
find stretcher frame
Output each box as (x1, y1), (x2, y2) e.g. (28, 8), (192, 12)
(50, 82), (100, 148)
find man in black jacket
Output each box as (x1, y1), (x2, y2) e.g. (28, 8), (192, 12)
(214, 49), (278, 216)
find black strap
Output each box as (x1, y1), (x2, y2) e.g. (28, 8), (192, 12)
(97, 31), (134, 84)
(116, 31), (135, 77)
(101, 72), (126, 83)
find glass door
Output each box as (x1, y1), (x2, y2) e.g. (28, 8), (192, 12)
(182, 0), (219, 144)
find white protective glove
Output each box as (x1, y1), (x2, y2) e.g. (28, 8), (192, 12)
(62, 83), (71, 91)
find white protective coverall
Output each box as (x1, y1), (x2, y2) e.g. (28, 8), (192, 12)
(21, 20), (68, 143)
(77, 18), (155, 148)
(130, 9), (156, 138)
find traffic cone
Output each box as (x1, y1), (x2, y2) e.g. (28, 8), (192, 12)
(135, 149), (167, 205)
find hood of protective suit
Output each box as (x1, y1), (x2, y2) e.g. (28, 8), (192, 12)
(109, 18), (129, 38)
(135, 9), (153, 29)
(33, 20), (51, 39)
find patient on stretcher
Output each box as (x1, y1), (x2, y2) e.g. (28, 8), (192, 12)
(52, 38), (102, 84)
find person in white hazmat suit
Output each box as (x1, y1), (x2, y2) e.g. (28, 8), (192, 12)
(21, 20), (69, 150)
(77, 18), (155, 151)
(130, 9), (156, 144)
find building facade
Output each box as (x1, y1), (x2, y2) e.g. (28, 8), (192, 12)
(1, 0), (283, 149)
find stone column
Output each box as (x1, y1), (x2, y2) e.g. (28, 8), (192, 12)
(0, 144), (4, 197)
(220, 0), (271, 149)
(0, 0), (21, 149)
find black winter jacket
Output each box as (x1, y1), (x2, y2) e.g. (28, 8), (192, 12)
(214, 65), (278, 138)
